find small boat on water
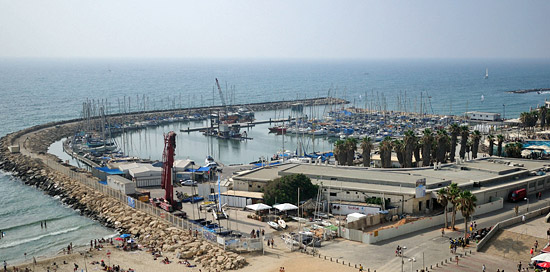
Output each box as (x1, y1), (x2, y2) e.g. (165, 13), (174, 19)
(278, 219), (287, 229)
(267, 221), (280, 230)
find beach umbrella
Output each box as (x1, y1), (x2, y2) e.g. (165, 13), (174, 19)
(538, 262), (550, 268)
(246, 203), (272, 211)
(114, 237), (123, 241)
(532, 253), (550, 262)
(273, 203), (298, 212)
(120, 234), (131, 238)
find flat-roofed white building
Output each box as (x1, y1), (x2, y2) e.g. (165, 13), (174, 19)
(128, 164), (162, 187)
(466, 111), (501, 121)
(107, 175), (136, 195)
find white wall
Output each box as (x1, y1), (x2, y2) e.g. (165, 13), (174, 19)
(341, 198), (504, 244)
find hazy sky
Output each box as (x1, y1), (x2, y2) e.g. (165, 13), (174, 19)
(1, 0), (549, 59)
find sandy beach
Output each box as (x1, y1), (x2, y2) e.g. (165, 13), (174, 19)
(11, 243), (360, 272)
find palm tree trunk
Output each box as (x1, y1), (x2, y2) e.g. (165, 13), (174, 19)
(451, 207), (456, 230)
(444, 208), (448, 229)
(464, 217), (468, 241)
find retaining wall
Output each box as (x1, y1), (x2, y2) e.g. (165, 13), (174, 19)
(341, 198), (504, 244)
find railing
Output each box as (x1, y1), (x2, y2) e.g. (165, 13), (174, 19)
(44, 158), (262, 252)
(476, 205), (550, 251)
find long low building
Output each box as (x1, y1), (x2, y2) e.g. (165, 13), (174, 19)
(231, 158), (550, 214)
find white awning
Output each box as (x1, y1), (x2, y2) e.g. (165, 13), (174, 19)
(532, 253), (550, 262)
(245, 203), (272, 211)
(273, 203), (298, 211)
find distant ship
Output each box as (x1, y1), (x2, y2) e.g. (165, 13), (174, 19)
(485, 68), (488, 79)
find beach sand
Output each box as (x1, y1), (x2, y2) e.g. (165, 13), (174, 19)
(12, 244), (359, 272)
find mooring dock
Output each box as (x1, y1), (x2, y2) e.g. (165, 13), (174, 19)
(179, 117), (295, 133)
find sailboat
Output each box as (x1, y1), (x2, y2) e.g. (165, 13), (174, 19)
(485, 68), (489, 79)
(481, 95), (485, 102)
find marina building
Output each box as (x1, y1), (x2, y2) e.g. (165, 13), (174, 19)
(466, 111), (501, 121)
(231, 158), (550, 215)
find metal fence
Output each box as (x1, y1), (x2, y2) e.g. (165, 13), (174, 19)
(44, 158), (262, 252)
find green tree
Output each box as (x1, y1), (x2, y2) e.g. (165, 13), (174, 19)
(262, 174), (318, 206)
(421, 128), (434, 167)
(404, 130), (416, 168)
(520, 111), (538, 131)
(504, 142), (523, 158)
(447, 183), (460, 230)
(457, 190), (477, 241)
(334, 140), (346, 166)
(437, 188), (449, 229)
(392, 139), (405, 167)
(360, 136), (373, 167)
(380, 137), (393, 168)
(471, 130), (481, 159)
(436, 129), (449, 164)
(459, 125), (470, 160)
(487, 134), (495, 156)
(346, 138), (358, 166)
(449, 123), (461, 162)
(539, 106), (547, 129)
(497, 134), (504, 157)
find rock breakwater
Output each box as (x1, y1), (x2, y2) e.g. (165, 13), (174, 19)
(0, 125), (249, 271)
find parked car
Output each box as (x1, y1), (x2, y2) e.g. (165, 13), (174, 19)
(180, 179), (197, 186)
(508, 188), (526, 202)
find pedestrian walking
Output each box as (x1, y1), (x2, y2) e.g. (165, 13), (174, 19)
(530, 248), (534, 257)
(41, 221), (43, 229)
(271, 238), (274, 248)
(518, 261), (522, 272)
(535, 240), (539, 252)
(3, 260), (7, 272)
(441, 228), (445, 237)
(455, 255), (459, 266)
(522, 215), (525, 223)
(267, 239), (270, 247)
(44, 220), (47, 228)
(482, 264), (486, 272)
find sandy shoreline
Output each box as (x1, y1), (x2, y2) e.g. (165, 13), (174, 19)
(10, 243), (360, 272)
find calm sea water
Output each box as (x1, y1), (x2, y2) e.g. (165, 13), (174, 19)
(1, 58), (550, 263)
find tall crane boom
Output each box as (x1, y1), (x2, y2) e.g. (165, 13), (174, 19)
(215, 78), (227, 109)
(161, 131), (176, 207)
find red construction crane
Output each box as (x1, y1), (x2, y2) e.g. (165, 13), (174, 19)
(160, 131), (176, 210)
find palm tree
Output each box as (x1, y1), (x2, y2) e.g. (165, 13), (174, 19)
(459, 125), (469, 160)
(449, 123), (461, 162)
(435, 129), (449, 164)
(346, 138), (358, 166)
(520, 111), (539, 132)
(437, 188), (449, 229)
(447, 183), (460, 230)
(457, 190), (477, 241)
(471, 130), (481, 159)
(380, 137), (393, 168)
(487, 134), (495, 156)
(404, 130), (416, 168)
(392, 139), (405, 167)
(421, 128), (433, 167)
(539, 106), (547, 129)
(413, 141), (421, 167)
(334, 140), (346, 165)
(360, 136), (373, 167)
(497, 134), (504, 157)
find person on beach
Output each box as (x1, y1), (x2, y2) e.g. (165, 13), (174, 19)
(41, 221), (43, 229)
(3, 260), (7, 272)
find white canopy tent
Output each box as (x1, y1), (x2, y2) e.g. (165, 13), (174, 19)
(246, 203), (272, 211)
(273, 203), (298, 212)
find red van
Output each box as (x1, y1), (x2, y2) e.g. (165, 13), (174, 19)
(509, 188), (527, 202)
